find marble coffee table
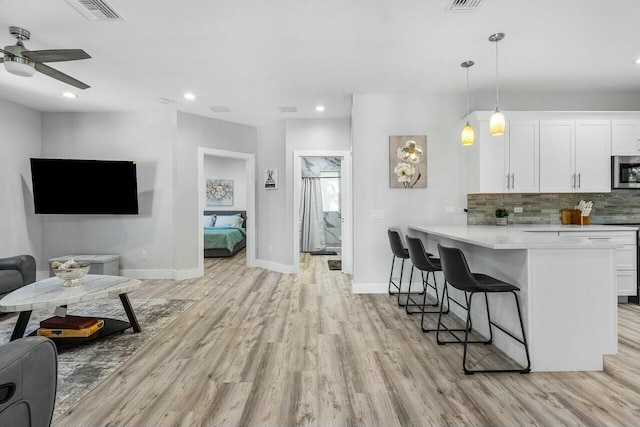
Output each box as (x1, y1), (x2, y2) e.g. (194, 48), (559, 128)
(0, 274), (142, 345)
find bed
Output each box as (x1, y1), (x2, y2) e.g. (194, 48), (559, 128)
(203, 210), (247, 258)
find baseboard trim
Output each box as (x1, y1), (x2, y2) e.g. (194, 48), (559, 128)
(351, 282), (389, 294)
(120, 269), (175, 280)
(254, 260), (296, 274)
(173, 268), (201, 281)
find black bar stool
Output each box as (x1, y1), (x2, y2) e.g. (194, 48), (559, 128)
(436, 244), (531, 375)
(387, 229), (423, 307)
(404, 235), (450, 332)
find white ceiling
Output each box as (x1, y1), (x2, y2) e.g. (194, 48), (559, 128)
(0, 0), (639, 126)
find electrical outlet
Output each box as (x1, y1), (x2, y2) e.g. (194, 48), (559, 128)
(371, 210), (385, 219)
(141, 251), (147, 260)
(445, 206), (455, 213)
(514, 207), (523, 213)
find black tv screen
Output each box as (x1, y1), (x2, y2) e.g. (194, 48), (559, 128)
(31, 158), (139, 214)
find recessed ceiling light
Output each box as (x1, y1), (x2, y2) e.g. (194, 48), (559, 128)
(184, 92), (196, 100)
(315, 105), (325, 112)
(62, 92), (77, 99)
(635, 58), (640, 64)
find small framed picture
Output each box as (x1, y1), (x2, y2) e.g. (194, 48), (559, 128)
(264, 168), (278, 190)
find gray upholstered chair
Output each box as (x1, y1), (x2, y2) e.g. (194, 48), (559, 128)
(0, 337), (58, 427)
(0, 255), (36, 299)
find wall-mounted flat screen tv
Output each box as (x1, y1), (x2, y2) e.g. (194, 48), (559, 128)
(30, 158), (139, 214)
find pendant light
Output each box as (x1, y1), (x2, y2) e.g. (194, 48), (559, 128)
(461, 60), (475, 146)
(488, 32), (506, 136)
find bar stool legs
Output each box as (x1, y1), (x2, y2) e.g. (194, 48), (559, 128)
(436, 283), (531, 375)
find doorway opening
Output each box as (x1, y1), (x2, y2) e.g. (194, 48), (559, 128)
(197, 148), (256, 278)
(293, 151), (352, 274)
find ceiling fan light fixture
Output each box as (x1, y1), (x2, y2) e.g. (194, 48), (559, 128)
(4, 56), (36, 77)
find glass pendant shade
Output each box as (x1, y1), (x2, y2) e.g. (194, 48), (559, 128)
(490, 109), (506, 136)
(461, 123), (475, 146)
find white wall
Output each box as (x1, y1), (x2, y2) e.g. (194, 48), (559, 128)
(470, 90), (640, 113)
(254, 118), (352, 269)
(256, 120), (288, 265)
(351, 93), (468, 291)
(203, 156), (247, 211)
(40, 112), (176, 276)
(174, 112), (257, 270)
(0, 99), (43, 268)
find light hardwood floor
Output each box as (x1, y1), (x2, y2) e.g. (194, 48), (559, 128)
(55, 252), (640, 426)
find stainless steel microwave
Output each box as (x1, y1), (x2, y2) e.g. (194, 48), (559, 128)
(612, 156), (640, 189)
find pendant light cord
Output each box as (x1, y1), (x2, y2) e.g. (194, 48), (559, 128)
(466, 66), (470, 120)
(495, 38), (500, 110)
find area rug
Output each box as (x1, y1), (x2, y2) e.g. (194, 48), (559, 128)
(328, 260), (342, 270)
(0, 298), (194, 420)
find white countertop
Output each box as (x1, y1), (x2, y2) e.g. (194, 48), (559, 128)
(409, 224), (636, 250)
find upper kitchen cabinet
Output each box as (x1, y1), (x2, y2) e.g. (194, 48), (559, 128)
(539, 120), (574, 192)
(539, 120), (611, 193)
(612, 120), (640, 155)
(466, 117), (538, 194)
(575, 120), (611, 192)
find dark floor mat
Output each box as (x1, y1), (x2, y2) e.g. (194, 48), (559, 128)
(328, 260), (342, 270)
(309, 250), (338, 255)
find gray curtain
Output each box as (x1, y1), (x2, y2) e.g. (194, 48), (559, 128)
(300, 177), (326, 252)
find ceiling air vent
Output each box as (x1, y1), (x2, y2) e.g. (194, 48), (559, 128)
(445, 0), (484, 13)
(66, 0), (124, 21)
(279, 106), (298, 113)
(210, 106), (232, 113)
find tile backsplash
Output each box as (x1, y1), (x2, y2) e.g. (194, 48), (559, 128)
(467, 190), (640, 225)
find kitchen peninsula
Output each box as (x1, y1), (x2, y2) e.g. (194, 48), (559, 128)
(409, 224), (638, 372)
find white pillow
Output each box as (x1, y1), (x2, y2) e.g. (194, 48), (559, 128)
(214, 215), (244, 228)
(202, 215), (213, 227)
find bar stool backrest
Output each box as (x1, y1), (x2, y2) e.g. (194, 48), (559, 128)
(437, 244), (479, 292)
(405, 236), (439, 272)
(388, 229), (409, 259)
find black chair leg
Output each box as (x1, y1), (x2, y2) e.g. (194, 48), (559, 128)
(388, 255), (396, 294)
(462, 292), (475, 374)
(461, 291), (531, 375)
(483, 293), (494, 345)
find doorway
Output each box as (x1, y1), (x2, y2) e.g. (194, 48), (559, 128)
(197, 148), (256, 278)
(293, 151), (352, 274)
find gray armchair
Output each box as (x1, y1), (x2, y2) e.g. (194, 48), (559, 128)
(0, 255), (36, 299)
(0, 337), (57, 427)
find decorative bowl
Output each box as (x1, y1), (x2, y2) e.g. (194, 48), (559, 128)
(54, 262), (90, 287)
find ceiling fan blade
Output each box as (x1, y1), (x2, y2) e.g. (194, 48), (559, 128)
(0, 47), (13, 56)
(22, 49), (91, 63)
(35, 63), (90, 89)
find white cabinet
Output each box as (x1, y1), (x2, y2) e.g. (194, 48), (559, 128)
(508, 120), (539, 192)
(612, 120), (640, 155)
(559, 230), (637, 297)
(466, 119), (538, 193)
(539, 120), (574, 192)
(539, 120), (611, 193)
(575, 120), (611, 192)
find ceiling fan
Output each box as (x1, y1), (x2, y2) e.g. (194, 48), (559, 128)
(0, 26), (91, 89)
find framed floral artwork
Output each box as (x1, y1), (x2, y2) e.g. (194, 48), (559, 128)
(206, 179), (234, 206)
(389, 135), (427, 188)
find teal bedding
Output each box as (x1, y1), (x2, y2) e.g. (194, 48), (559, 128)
(204, 227), (246, 252)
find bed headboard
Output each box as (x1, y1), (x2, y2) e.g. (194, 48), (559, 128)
(204, 210), (247, 228)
